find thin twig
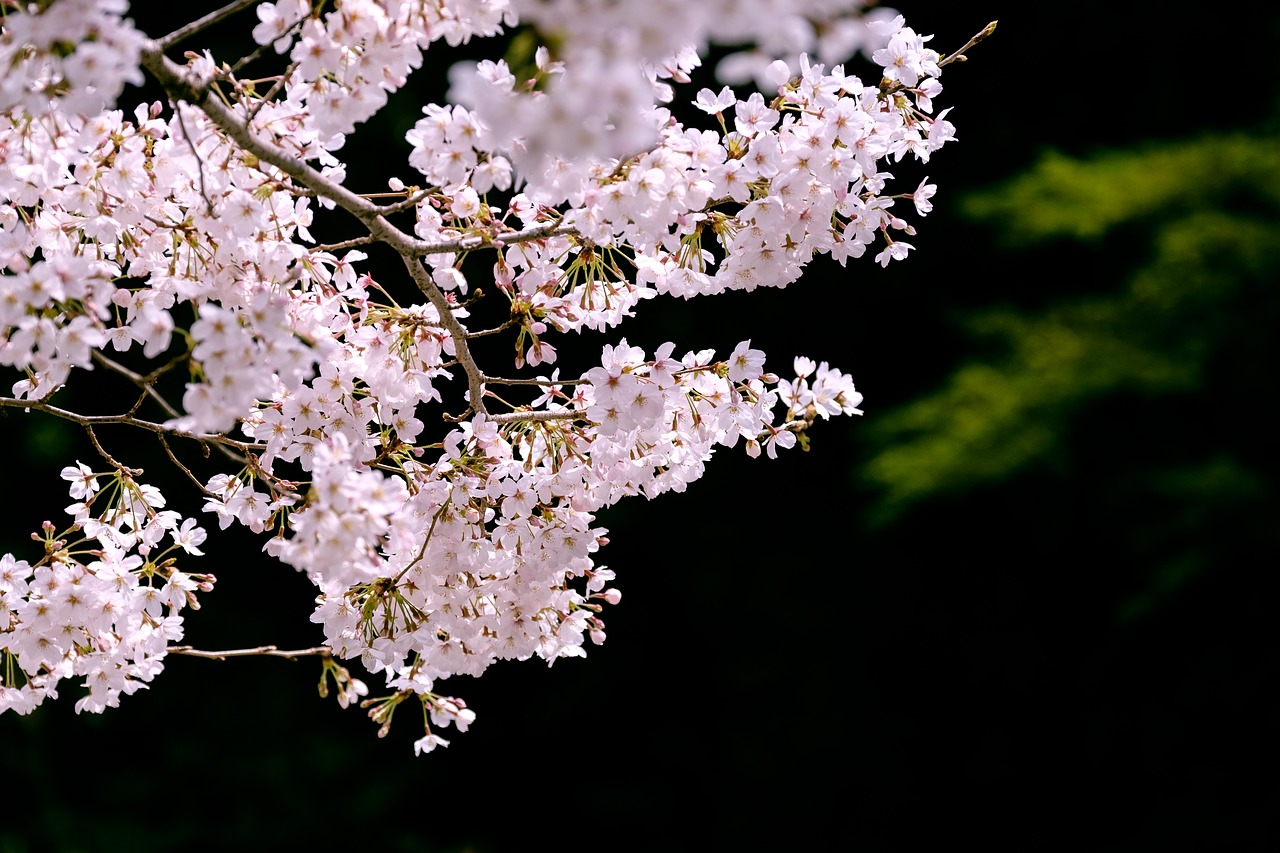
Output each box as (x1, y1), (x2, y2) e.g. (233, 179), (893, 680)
(158, 434), (217, 495)
(91, 350), (183, 419)
(483, 376), (588, 387)
(143, 346), (198, 385)
(374, 189), (432, 216)
(84, 426), (139, 475)
(245, 61), (299, 124)
(174, 103), (214, 215)
(154, 0), (260, 51)
(940, 20), (998, 68)
(881, 20), (998, 97)
(90, 351), (249, 466)
(312, 235), (379, 253)
(227, 18), (308, 77)
(168, 645), (332, 660)
(439, 220), (576, 255)
(0, 396), (257, 450)
(390, 500), (451, 586)
(465, 319), (518, 339)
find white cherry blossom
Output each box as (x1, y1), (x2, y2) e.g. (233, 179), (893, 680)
(0, 0), (995, 752)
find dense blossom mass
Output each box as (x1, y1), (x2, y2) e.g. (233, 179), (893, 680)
(0, 0), (980, 751)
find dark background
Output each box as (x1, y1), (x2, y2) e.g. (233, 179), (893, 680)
(3, 1), (1280, 851)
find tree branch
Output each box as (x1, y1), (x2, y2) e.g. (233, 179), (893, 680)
(91, 350), (183, 419)
(311, 235), (379, 253)
(486, 409), (581, 426)
(373, 189), (432, 216)
(483, 376), (588, 387)
(84, 426), (139, 475)
(465, 319), (518, 339)
(168, 645), (332, 660)
(940, 20), (998, 68)
(139, 43), (412, 246)
(143, 44), (582, 257)
(401, 254), (489, 415)
(136, 41), (589, 427)
(154, 0), (261, 51)
(157, 433), (218, 495)
(0, 396), (256, 450)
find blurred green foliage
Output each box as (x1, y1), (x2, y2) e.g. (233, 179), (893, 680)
(860, 131), (1280, 615)
(964, 135), (1280, 245)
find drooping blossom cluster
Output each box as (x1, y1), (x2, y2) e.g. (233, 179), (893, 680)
(0, 0), (986, 752)
(0, 465), (211, 715)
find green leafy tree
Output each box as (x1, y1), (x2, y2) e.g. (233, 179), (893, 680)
(861, 131), (1280, 616)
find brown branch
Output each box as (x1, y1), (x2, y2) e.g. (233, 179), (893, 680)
(136, 42), (587, 425)
(880, 20), (998, 98)
(168, 645), (332, 660)
(174, 103), (214, 215)
(939, 20), (998, 68)
(245, 60), (300, 124)
(311, 235), (379, 253)
(0, 396), (257, 450)
(153, 0), (260, 50)
(487, 409), (582, 426)
(401, 254), (489, 415)
(444, 220), (577, 255)
(92, 350), (183, 419)
(374, 189), (432, 216)
(90, 351), (252, 467)
(139, 43), (409, 245)
(465, 319), (518, 339)
(483, 376), (588, 387)
(84, 426), (139, 475)
(158, 434), (218, 495)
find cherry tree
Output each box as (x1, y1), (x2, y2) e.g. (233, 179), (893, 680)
(0, 0), (993, 754)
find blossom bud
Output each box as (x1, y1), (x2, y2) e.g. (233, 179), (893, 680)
(764, 60), (793, 90)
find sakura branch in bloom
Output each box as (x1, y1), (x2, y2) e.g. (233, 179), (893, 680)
(0, 0), (992, 753)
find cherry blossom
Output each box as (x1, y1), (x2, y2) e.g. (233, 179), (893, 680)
(0, 0), (995, 751)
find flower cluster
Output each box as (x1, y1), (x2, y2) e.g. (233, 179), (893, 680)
(251, 0), (513, 146)
(0, 0), (144, 117)
(0, 0), (988, 750)
(0, 465), (211, 714)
